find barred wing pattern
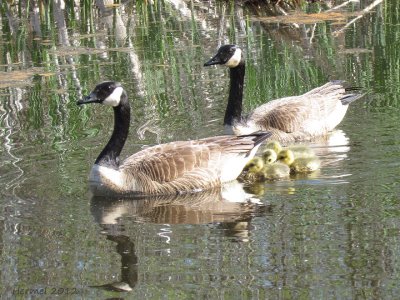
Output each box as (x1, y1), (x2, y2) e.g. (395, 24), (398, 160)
(121, 134), (270, 194)
(237, 81), (361, 142)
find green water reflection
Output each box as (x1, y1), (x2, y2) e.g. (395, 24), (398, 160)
(0, 0), (399, 298)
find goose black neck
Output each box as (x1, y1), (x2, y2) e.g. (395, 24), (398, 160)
(224, 62), (245, 126)
(95, 91), (130, 169)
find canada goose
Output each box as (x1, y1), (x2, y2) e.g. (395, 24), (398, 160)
(204, 45), (364, 141)
(77, 81), (271, 195)
(278, 149), (320, 173)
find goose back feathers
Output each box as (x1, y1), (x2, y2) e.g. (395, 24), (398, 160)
(78, 81), (271, 196)
(204, 45), (364, 142)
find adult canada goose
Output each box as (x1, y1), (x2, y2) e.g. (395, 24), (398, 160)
(77, 81), (271, 196)
(204, 45), (364, 141)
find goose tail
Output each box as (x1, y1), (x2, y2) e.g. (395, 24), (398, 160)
(239, 131), (272, 157)
(242, 130), (272, 145)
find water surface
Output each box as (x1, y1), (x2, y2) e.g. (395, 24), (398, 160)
(0, 0), (399, 298)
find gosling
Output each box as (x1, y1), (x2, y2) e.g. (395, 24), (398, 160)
(277, 149), (320, 173)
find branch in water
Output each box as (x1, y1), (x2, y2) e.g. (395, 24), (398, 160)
(333, 0), (383, 36)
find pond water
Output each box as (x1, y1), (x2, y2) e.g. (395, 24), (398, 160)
(0, 0), (399, 298)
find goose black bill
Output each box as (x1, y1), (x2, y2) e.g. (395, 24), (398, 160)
(77, 93), (101, 105)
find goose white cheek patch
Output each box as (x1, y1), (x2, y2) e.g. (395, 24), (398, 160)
(224, 48), (242, 68)
(104, 86), (123, 106)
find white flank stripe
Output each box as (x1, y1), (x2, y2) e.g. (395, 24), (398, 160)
(89, 164), (124, 188)
(220, 154), (249, 182)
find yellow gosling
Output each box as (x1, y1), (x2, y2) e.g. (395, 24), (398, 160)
(263, 141), (283, 154)
(240, 157), (265, 182)
(244, 157), (264, 173)
(278, 149), (320, 173)
(262, 149), (278, 164)
(262, 162), (290, 180)
(286, 144), (315, 158)
(241, 154), (291, 182)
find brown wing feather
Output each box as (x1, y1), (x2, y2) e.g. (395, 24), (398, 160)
(248, 81), (347, 133)
(254, 101), (313, 132)
(121, 134), (269, 194)
(123, 142), (205, 182)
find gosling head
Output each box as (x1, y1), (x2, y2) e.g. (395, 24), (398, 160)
(265, 141), (283, 154)
(277, 149), (295, 166)
(244, 157), (264, 173)
(77, 81), (124, 107)
(262, 149), (277, 165)
(204, 44), (243, 68)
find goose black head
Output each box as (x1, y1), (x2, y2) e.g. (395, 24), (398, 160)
(204, 45), (243, 68)
(77, 81), (124, 107)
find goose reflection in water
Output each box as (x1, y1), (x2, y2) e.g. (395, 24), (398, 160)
(89, 181), (270, 292)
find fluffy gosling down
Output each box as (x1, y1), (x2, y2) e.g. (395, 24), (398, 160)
(261, 149), (291, 180)
(263, 141), (283, 155)
(262, 149), (278, 164)
(264, 140), (315, 159)
(278, 149), (321, 173)
(240, 152), (290, 182)
(286, 145), (315, 158)
(241, 157), (265, 182)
